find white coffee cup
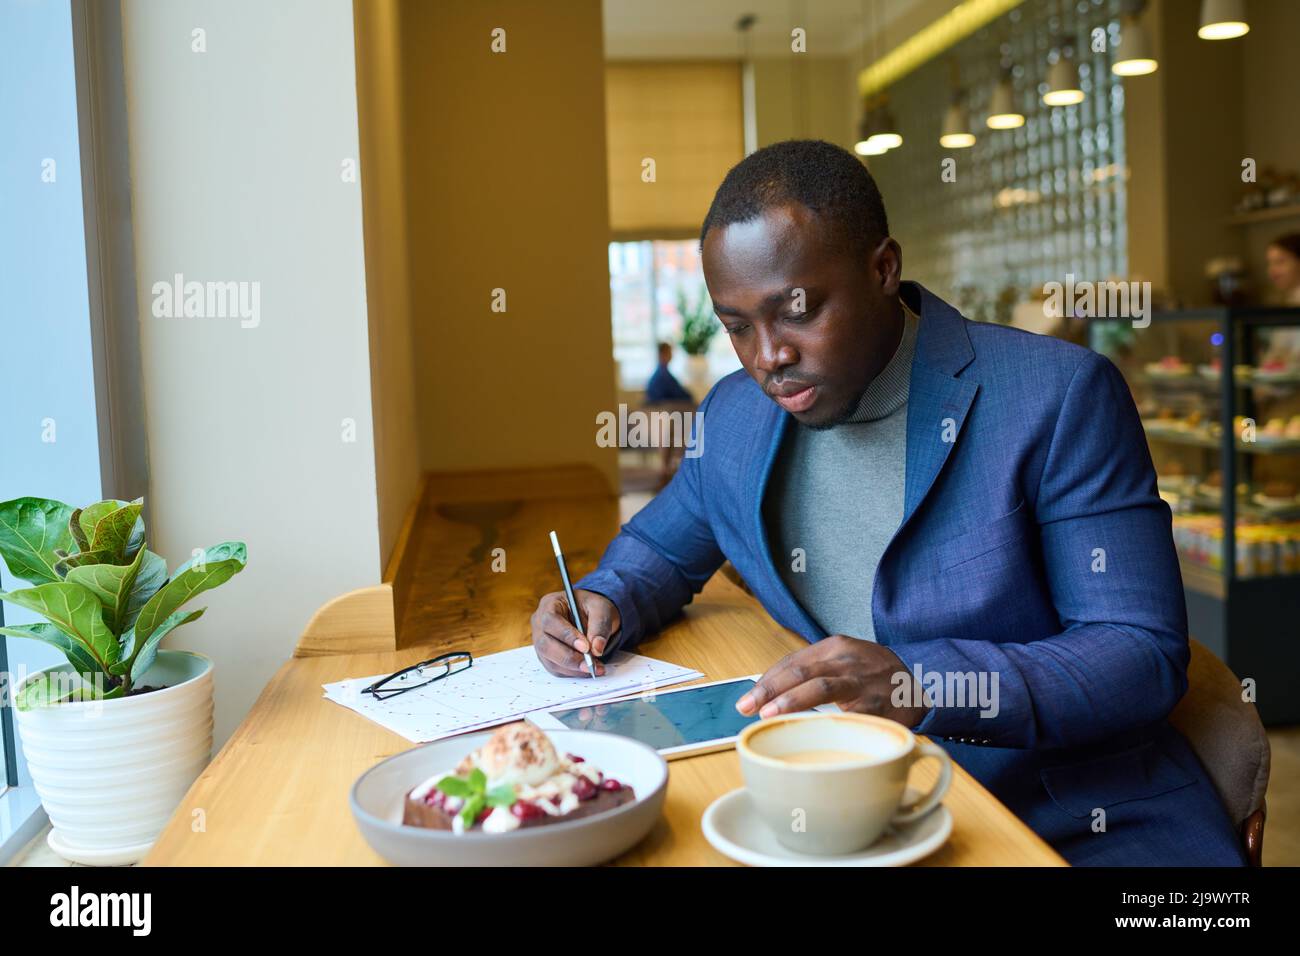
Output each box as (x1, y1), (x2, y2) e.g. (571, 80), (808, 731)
(736, 712), (953, 856)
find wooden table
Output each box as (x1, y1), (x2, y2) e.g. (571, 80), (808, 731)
(143, 470), (1065, 866)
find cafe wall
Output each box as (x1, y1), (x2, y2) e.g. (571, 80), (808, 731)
(865, 0), (1129, 320)
(119, 0), (384, 747)
(752, 55), (856, 151)
(399, 0), (620, 493)
(1238, 0), (1300, 303)
(1102, 0), (1298, 307)
(353, 0), (422, 571)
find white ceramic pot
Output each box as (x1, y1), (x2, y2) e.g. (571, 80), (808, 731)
(14, 650), (214, 866)
(687, 353), (710, 401)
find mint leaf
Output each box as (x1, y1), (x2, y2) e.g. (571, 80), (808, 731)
(468, 767), (486, 791)
(460, 794), (485, 829)
(486, 783), (517, 808)
(436, 776), (474, 798)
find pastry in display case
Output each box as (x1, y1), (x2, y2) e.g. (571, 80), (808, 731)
(1091, 306), (1300, 723)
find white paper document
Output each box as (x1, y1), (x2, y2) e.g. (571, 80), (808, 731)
(321, 645), (702, 743)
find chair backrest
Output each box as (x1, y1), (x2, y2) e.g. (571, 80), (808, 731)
(295, 583), (397, 657)
(1167, 638), (1270, 832)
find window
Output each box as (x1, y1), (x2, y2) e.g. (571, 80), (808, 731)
(0, 0), (116, 860)
(1, 628), (13, 792)
(609, 239), (741, 394)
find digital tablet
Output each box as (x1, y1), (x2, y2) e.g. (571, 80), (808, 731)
(526, 675), (838, 759)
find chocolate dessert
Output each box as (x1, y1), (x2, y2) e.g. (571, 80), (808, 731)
(403, 722), (635, 834)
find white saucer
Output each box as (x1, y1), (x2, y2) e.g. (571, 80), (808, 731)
(701, 788), (952, 867)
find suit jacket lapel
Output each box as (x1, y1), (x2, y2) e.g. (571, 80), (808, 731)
(903, 367), (979, 523)
(900, 281), (979, 526)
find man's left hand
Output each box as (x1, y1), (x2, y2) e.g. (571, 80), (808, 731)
(735, 635), (930, 728)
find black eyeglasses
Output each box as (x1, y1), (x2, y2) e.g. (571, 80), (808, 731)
(361, 652), (473, 701)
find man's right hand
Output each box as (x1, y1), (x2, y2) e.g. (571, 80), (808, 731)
(530, 589), (621, 678)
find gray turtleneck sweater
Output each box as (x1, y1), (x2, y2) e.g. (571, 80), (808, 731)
(765, 302), (918, 642)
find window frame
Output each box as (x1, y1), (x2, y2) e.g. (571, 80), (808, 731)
(0, 0), (141, 863)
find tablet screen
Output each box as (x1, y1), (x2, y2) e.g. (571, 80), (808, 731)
(546, 679), (760, 750)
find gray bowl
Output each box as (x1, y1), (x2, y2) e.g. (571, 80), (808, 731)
(350, 729), (669, 866)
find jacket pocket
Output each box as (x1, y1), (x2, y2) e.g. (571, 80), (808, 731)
(936, 497), (1031, 572)
(1039, 740), (1197, 819)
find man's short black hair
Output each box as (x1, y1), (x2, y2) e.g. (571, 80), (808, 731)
(699, 139), (889, 259)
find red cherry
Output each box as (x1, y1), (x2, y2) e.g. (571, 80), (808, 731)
(567, 753), (585, 763)
(600, 778), (623, 791)
(424, 789), (444, 807)
(511, 800), (545, 820)
(573, 776), (597, 801)
(477, 806), (493, 822)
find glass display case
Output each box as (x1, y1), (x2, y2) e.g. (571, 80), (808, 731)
(1091, 307), (1300, 724)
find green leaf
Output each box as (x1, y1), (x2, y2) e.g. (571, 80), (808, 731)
(53, 548), (121, 578)
(76, 500), (128, 544)
(485, 783), (517, 808)
(468, 767), (486, 791)
(435, 776), (475, 798)
(460, 794), (486, 829)
(131, 542), (246, 647)
(0, 623), (102, 678)
(0, 498), (75, 585)
(66, 544), (146, 634)
(15, 669), (121, 710)
(88, 500), (143, 559)
(17, 672), (69, 709)
(68, 509), (90, 552)
(0, 581), (121, 670)
(123, 549), (167, 631)
(124, 607), (204, 683)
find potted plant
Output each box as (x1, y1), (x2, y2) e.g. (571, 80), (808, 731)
(0, 496), (246, 865)
(677, 285), (718, 399)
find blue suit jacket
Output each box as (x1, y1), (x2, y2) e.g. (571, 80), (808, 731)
(578, 281), (1245, 866)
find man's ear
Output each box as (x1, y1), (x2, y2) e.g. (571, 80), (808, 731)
(872, 236), (903, 296)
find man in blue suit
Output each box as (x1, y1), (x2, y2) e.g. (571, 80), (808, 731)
(529, 140), (1244, 866)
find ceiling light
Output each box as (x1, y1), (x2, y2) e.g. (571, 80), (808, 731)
(1113, 13), (1158, 75)
(865, 99), (902, 150)
(1043, 50), (1084, 106)
(1198, 0), (1249, 40)
(940, 99), (976, 148)
(986, 74), (1024, 128)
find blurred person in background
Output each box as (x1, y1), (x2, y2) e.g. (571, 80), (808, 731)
(644, 341), (695, 485)
(645, 340), (693, 403)
(1262, 233), (1300, 367)
(1266, 233), (1300, 306)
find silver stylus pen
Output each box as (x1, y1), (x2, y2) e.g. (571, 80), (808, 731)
(549, 530), (597, 678)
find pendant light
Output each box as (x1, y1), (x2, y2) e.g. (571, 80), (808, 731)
(939, 61), (974, 148)
(857, 0), (901, 152)
(1112, 12), (1154, 74)
(940, 99), (976, 148)
(986, 71), (1024, 129)
(866, 99), (902, 151)
(854, 103), (889, 155)
(1198, 0), (1249, 40)
(1042, 44), (1084, 106)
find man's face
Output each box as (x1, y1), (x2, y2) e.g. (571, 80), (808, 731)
(701, 201), (902, 429)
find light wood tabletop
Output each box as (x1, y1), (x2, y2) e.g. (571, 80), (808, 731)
(143, 471), (1065, 867)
